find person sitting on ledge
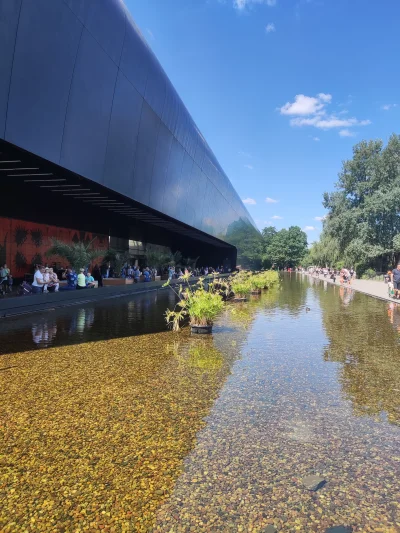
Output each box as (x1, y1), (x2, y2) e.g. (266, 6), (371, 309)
(31, 265), (45, 294)
(77, 268), (87, 290)
(43, 267), (50, 293)
(48, 268), (60, 292)
(60, 268), (77, 291)
(85, 271), (96, 288)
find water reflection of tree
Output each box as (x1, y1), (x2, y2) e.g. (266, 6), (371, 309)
(270, 274), (308, 317)
(228, 299), (260, 330)
(319, 287), (400, 426)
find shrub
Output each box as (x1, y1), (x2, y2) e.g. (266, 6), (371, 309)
(361, 268), (376, 280)
(164, 273), (225, 331)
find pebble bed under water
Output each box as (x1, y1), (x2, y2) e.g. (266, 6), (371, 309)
(0, 275), (399, 532)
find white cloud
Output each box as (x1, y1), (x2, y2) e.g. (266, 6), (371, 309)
(271, 215), (283, 219)
(244, 164), (254, 169)
(146, 28), (155, 40)
(234, 0), (276, 10)
(243, 197), (256, 205)
(280, 94), (329, 116)
(314, 216), (326, 221)
(317, 93), (332, 103)
(339, 129), (356, 137)
(382, 103), (397, 111)
(304, 226), (316, 231)
(266, 22), (276, 33)
(280, 93), (370, 133)
(291, 116), (370, 129)
(265, 197), (278, 203)
(312, 137), (320, 142)
(238, 150), (252, 157)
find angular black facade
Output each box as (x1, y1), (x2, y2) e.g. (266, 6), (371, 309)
(0, 0), (258, 265)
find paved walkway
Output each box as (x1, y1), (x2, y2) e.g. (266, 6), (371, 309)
(306, 274), (393, 302)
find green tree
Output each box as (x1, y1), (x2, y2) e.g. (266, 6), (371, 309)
(261, 226), (277, 268)
(266, 226), (308, 268)
(319, 134), (400, 272)
(307, 234), (340, 267)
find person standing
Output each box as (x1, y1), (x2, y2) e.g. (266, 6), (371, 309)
(0, 264), (10, 295)
(134, 266), (141, 283)
(391, 263), (400, 299)
(92, 264), (103, 287)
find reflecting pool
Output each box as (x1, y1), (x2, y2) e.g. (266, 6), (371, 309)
(0, 275), (399, 532)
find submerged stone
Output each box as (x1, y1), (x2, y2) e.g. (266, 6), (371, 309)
(262, 526), (278, 533)
(302, 475), (326, 491)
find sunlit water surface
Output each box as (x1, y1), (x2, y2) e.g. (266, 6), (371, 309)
(0, 275), (399, 532)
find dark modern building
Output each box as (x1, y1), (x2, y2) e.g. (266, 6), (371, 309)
(0, 0), (258, 275)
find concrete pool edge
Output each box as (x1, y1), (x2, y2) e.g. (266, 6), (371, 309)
(0, 275), (230, 318)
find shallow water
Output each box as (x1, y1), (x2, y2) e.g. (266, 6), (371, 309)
(0, 274), (399, 532)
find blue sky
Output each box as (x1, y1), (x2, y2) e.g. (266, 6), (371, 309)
(126, 0), (400, 242)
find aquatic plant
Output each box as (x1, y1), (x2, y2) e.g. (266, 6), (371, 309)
(164, 273), (225, 331)
(229, 270), (279, 297)
(229, 270), (252, 298)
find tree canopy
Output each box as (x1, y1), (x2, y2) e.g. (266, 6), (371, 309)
(266, 226), (308, 268)
(226, 220), (308, 269)
(308, 134), (400, 272)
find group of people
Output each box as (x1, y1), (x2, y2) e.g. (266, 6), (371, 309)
(308, 266), (356, 284)
(120, 265), (154, 283)
(2, 260), (230, 298)
(31, 265), (96, 294)
(387, 263), (400, 299)
(166, 265), (228, 280)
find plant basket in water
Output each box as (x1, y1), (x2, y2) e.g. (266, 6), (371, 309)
(233, 296), (248, 302)
(250, 289), (261, 295)
(191, 324), (213, 334)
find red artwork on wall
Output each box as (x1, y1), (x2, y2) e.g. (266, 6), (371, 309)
(0, 217), (108, 276)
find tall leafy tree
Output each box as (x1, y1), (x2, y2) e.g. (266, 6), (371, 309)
(319, 134), (400, 271)
(266, 226), (308, 268)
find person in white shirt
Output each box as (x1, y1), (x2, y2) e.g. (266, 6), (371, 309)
(48, 268), (59, 292)
(32, 266), (45, 294)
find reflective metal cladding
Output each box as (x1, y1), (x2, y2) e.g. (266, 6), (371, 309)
(0, 0), (258, 244)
